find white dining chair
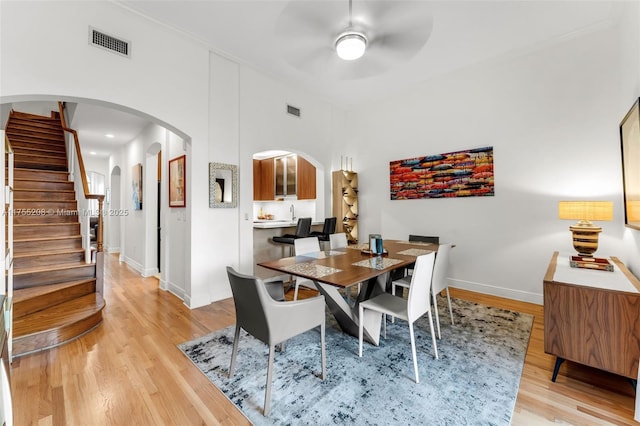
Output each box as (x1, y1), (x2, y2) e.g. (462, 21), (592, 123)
(329, 232), (348, 249)
(392, 243), (454, 339)
(293, 236), (321, 300)
(359, 253), (438, 383)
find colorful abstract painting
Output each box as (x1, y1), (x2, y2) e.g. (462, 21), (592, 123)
(390, 146), (494, 200)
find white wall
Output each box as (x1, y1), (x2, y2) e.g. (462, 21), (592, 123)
(236, 66), (346, 275)
(107, 166), (122, 254)
(346, 13), (639, 303)
(164, 132), (188, 300)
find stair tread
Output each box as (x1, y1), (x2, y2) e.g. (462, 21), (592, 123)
(13, 168), (68, 174)
(13, 199), (76, 203)
(14, 235), (81, 243)
(14, 188), (75, 193)
(13, 279), (96, 304)
(13, 223), (79, 227)
(14, 248), (85, 258)
(13, 293), (104, 337)
(13, 261), (93, 275)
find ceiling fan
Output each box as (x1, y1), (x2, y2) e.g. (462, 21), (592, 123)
(274, 0), (434, 80)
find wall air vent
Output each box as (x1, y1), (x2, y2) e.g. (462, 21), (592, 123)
(89, 27), (130, 58)
(287, 104), (301, 118)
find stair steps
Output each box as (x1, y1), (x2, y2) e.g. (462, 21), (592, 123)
(13, 223), (80, 239)
(5, 108), (104, 357)
(12, 178), (74, 191)
(13, 262), (96, 290)
(12, 292), (105, 356)
(14, 279), (96, 319)
(12, 168), (68, 181)
(14, 188), (76, 200)
(13, 248), (86, 269)
(14, 235), (82, 253)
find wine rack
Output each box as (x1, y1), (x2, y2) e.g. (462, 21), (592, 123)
(332, 170), (358, 243)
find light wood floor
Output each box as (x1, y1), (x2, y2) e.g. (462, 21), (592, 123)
(9, 254), (637, 425)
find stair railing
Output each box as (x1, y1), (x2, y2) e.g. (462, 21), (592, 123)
(2, 131), (14, 361)
(57, 102), (105, 253)
(57, 102), (104, 294)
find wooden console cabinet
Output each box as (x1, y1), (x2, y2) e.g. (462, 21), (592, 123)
(544, 252), (639, 418)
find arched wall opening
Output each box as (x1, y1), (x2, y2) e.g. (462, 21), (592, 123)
(1, 95), (190, 301)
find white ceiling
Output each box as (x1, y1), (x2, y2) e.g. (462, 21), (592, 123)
(13, 1), (618, 157)
(121, 0), (616, 107)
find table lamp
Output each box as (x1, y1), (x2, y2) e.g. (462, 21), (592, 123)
(558, 201), (613, 257)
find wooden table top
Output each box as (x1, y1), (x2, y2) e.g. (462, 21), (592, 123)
(257, 240), (439, 288)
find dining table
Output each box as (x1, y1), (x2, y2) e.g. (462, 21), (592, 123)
(257, 239), (440, 345)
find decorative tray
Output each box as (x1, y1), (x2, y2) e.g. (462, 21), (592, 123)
(569, 256), (613, 272)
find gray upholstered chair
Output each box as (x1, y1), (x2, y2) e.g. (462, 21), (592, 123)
(359, 253), (438, 383)
(226, 267), (326, 416)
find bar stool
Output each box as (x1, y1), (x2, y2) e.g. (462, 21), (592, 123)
(272, 217), (312, 256)
(310, 217), (336, 250)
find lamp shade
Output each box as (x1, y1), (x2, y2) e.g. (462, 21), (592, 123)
(335, 31), (367, 60)
(558, 201), (613, 223)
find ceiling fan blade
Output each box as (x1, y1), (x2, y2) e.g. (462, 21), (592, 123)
(372, 19), (434, 61)
(275, 0), (345, 39)
(365, 0), (434, 32)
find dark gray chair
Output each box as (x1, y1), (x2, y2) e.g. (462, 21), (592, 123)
(226, 267), (326, 416)
(310, 217), (337, 242)
(409, 234), (440, 244)
(402, 234), (440, 278)
(272, 217), (312, 255)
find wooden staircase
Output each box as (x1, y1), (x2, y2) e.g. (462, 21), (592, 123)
(5, 110), (105, 357)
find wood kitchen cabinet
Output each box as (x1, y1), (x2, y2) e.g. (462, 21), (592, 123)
(296, 156), (316, 200)
(253, 155), (316, 201)
(253, 159), (274, 201)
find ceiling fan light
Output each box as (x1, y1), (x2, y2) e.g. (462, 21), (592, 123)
(335, 32), (367, 60)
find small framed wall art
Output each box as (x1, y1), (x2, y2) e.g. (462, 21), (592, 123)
(169, 155), (186, 208)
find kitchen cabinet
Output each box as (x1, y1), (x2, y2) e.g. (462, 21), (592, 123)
(253, 159), (274, 201)
(297, 156), (316, 200)
(253, 155), (316, 201)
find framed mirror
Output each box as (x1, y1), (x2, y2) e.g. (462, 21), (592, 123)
(209, 162), (238, 208)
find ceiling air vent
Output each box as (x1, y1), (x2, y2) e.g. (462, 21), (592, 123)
(287, 104), (301, 118)
(89, 27), (130, 58)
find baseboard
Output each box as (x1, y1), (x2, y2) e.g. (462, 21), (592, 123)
(141, 267), (159, 278)
(123, 256), (143, 275)
(105, 246), (120, 254)
(165, 280), (186, 301)
(449, 278), (543, 305)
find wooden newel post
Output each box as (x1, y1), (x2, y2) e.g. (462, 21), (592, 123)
(97, 198), (104, 253)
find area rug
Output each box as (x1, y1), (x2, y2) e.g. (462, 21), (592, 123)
(178, 297), (533, 425)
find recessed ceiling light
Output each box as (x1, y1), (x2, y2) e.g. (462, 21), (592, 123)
(105, 133), (115, 138)
(90, 151), (97, 155)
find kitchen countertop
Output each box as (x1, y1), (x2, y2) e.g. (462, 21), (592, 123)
(253, 220), (323, 229)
